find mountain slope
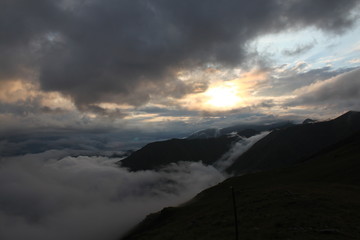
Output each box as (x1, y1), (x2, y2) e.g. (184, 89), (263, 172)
(122, 130), (360, 240)
(120, 136), (238, 171)
(120, 121), (294, 171)
(227, 111), (360, 174)
(187, 121), (293, 139)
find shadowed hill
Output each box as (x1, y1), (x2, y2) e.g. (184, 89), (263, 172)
(120, 136), (238, 171)
(120, 111), (360, 173)
(227, 111), (360, 174)
(122, 130), (360, 240)
(120, 121), (294, 171)
(187, 121), (293, 140)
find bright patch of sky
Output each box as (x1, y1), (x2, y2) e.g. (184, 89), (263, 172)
(253, 24), (360, 70)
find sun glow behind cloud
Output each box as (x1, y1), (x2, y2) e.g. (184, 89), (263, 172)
(175, 68), (270, 112)
(0, 80), (75, 110)
(205, 83), (242, 109)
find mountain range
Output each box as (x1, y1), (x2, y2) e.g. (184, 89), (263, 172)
(186, 121), (293, 139)
(121, 111), (360, 239)
(120, 111), (360, 174)
(120, 121), (294, 171)
(228, 110), (360, 174)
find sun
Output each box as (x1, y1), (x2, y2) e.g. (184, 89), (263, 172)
(205, 84), (242, 109)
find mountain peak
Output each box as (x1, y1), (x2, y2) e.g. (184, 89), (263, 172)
(302, 118), (317, 124)
(187, 128), (220, 139)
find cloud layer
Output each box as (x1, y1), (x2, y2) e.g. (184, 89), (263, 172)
(1, 0), (359, 109)
(215, 131), (269, 170)
(0, 151), (224, 240)
(0, 130), (272, 240)
(288, 68), (360, 108)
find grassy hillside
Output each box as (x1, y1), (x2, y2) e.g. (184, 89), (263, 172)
(228, 111), (360, 174)
(122, 130), (360, 240)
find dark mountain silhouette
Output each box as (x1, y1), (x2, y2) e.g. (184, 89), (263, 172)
(302, 118), (317, 124)
(120, 112), (360, 173)
(227, 111), (360, 174)
(186, 128), (221, 139)
(120, 136), (238, 171)
(122, 129), (360, 240)
(187, 121), (293, 139)
(220, 121), (294, 136)
(120, 121), (293, 171)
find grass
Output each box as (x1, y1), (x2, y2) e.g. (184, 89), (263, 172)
(122, 132), (360, 240)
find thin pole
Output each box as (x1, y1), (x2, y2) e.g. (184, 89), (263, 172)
(231, 186), (239, 240)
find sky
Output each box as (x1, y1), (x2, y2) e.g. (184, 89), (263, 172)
(1, 0), (360, 152)
(1, 1), (360, 239)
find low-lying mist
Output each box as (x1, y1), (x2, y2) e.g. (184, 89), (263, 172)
(0, 132), (268, 240)
(0, 151), (223, 240)
(215, 131), (270, 170)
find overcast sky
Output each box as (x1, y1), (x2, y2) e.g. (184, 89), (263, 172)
(1, 0), (360, 152)
(1, 2), (360, 239)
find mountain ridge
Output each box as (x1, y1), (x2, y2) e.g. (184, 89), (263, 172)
(119, 121), (295, 171)
(121, 128), (360, 240)
(120, 111), (360, 174)
(120, 136), (238, 171)
(227, 111), (360, 174)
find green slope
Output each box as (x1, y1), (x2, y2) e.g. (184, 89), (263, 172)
(122, 131), (360, 240)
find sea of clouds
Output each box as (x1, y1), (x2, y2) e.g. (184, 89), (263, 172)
(0, 132), (268, 240)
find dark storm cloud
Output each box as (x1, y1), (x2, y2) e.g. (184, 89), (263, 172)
(0, 0), (64, 80)
(78, 105), (128, 119)
(0, 0), (359, 109)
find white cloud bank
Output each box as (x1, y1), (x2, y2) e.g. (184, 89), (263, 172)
(214, 131), (270, 171)
(0, 152), (224, 240)
(0, 130), (271, 240)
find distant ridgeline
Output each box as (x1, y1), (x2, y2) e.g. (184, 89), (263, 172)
(228, 111), (360, 174)
(121, 111), (360, 240)
(119, 121), (294, 171)
(119, 111), (360, 174)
